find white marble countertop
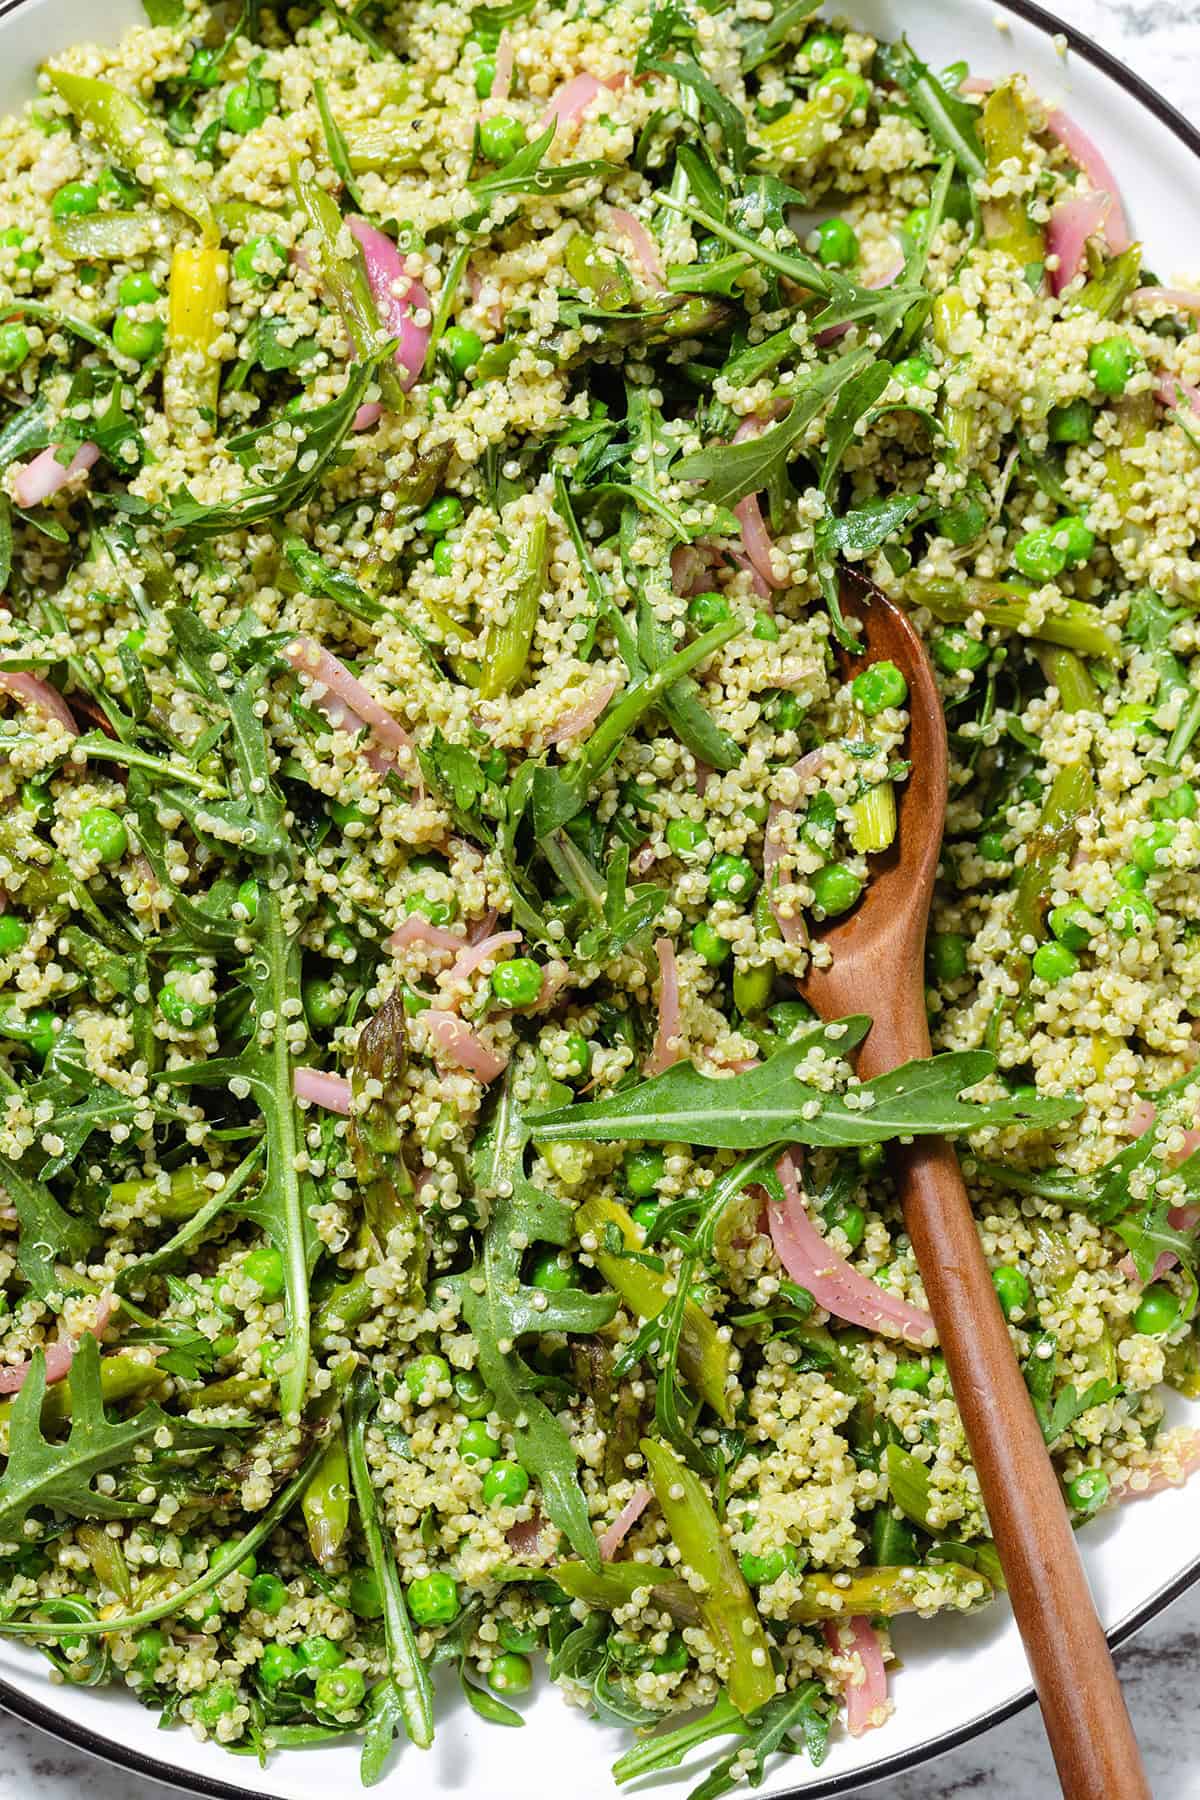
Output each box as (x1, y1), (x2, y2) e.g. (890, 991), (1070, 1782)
(4, 0), (1200, 1797)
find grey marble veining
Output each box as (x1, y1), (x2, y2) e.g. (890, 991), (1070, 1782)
(3, 0), (1200, 1795)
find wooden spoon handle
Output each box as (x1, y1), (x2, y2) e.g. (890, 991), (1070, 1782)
(898, 1135), (1149, 1800)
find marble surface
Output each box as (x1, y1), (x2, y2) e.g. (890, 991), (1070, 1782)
(4, 0), (1200, 1796)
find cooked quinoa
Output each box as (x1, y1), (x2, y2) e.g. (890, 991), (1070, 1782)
(0, 0), (1198, 1785)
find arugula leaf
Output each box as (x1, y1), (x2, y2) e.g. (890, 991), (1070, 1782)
(314, 78), (365, 213)
(1023, 1332), (1117, 1447)
(673, 348), (875, 507)
(162, 351), (388, 536)
(874, 39), (985, 179)
(738, 0), (823, 73)
(441, 1067), (618, 1565)
(0, 1153), (98, 1301)
(227, 316), (321, 390)
(141, 0), (186, 21)
(636, 0), (697, 70)
(644, 59), (752, 175)
(0, 1337), (168, 1533)
(346, 1370), (435, 1778)
(468, 125), (610, 211)
(529, 1023), (1081, 1150)
(1117, 1195), (1196, 1286)
(817, 493), (928, 558)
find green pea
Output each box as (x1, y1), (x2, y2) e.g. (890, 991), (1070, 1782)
(117, 271), (159, 307)
(1133, 1282), (1180, 1335)
(529, 1248), (574, 1291)
(1048, 398), (1094, 444)
(187, 48), (222, 87)
(752, 610), (780, 641)
(406, 1353), (450, 1402)
(977, 830), (1011, 866)
(292, 1638), (341, 1674)
(113, 311), (164, 362)
(768, 999), (815, 1039)
(348, 1567), (384, 1618)
(623, 1147), (665, 1197)
(132, 1627), (165, 1677)
(892, 354), (932, 390)
(1054, 515), (1095, 565)
(992, 1264), (1031, 1318)
(78, 805), (128, 863)
(478, 113), (525, 163)
(491, 956), (542, 1008)
(236, 878), (259, 920)
(932, 628), (989, 675)
(935, 488), (987, 546)
(232, 234), (287, 287)
(408, 1571), (459, 1626)
(1067, 1468), (1110, 1515)
(483, 1460), (530, 1506)
(192, 1681), (238, 1728)
(442, 323), (483, 379)
(813, 65), (870, 112)
(419, 495), (464, 535)
(489, 1651), (533, 1693)
(903, 204), (931, 243)
(687, 590), (732, 631)
(158, 962), (214, 1031)
(852, 659), (908, 715)
(97, 166), (139, 205)
(769, 690), (804, 731)
(473, 54), (497, 97)
(224, 78), (276, 133)
(460, 1420), (501, 1463)
(302, 975), (344, 1030)
(315, 1665), (366, 1711)
(1115, 863), (1147, 891)
(804, 29), (843, 68)
(810, 862), (863, 917)
(1012, 526), (1067, 583)
(4, 1006), (57, 1058)
(815, 215), (858, 267)
(733, 960), (773, 1016)
(892, 1360), (931, 1392)
(1032, 940), (1078, 984)
(825, 1198), (865, 1249)
(1107, 890), (1155, 937)
(739, 1544), (797, 1586)
(259, 1642), (298, 1686)
(452, 1367), (494, 1419)
(1089, 335), (1139, 397)
(857, 1140), (885, 1173)
(1131, 820), (1175, 874)
(327, 798), (367, 829)
(0, 914), (28, 955)
(243, 1245), (284, 1301)
(0, 323), (29, 372)
(665, 816), (706, 859)
(708, 852), (758, 902)
(51, 181), (99, 219)
(247, 1572), (287, 1616)
(927, 931), (967, 984)
(561, 1031), (591, 1079)
(631, 1199), (659, 1232)
(1151, 783), (1197, 821)
(430, 538), (455, 577)
(691, 920), (730, 966)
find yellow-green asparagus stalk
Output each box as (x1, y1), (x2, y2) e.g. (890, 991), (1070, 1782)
(165, 244), (229, 428)
(477, 516), (549, 699)
(46, 69), (215, 241)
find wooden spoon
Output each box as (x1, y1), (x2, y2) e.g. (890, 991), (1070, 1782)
(801, 573), (1149, 1800)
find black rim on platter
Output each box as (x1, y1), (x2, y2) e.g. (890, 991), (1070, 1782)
(0, 0), (1196, 1792)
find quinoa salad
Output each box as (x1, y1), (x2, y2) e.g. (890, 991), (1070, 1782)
(1, 0), (1200, 1786)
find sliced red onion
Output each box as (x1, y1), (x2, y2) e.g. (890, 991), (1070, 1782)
(423, 1009), (507, 1082)
(281, 636), (416, 774)
(468, 908), (500, 944)
(645, 936), (683, 1076)
(491, 31), (514, 102)
(1046, 192), (1110, 295)
(734, 493), (788, 591)
(439, 930), (523, 999)
(0, 669), (78, 733)
(608, 206), (668, 293)
(293, 1067), (352, 1113)
(1132, 287), (1200, 318)
(631, 842), (657, 876)
(544, 680), (618, 745)
(386, 914), (464, 955)
(725, 547), (771, 599)
(598, 1483), (654, 1560)
(1116, 1427), (1200, 1500)
(348, 217), (431, 392)
(824, 1617), (889, 1738)
(505, 1509), (554, 1558)
(540, 72), (603, 130)
(1155, 372), (1200, 418)
(1044, 109), (1131, 252)
(352, 401), (384, 432)
(769, 1152), (937, 1346)
(12, 440), (99, 509)
(0, 1293), (115, 1395)
(958, 75), (995, 95)
(670, 543), (717, 597)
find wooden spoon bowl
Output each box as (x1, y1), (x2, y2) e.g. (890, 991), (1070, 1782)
(800, 573), (1149, 1800)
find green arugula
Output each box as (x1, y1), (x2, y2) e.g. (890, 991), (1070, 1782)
(644, 59), (753, 175)
(874, 40), (985, 179)
(611, 1683), (829, 1798)
(1023, 1332), (1117, 1448)
(0, 1153), (98, 1301)
(737, 0), (823, 72)
(441, 1066), (618, 1566)
(529, 1019), (1081, 1149)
